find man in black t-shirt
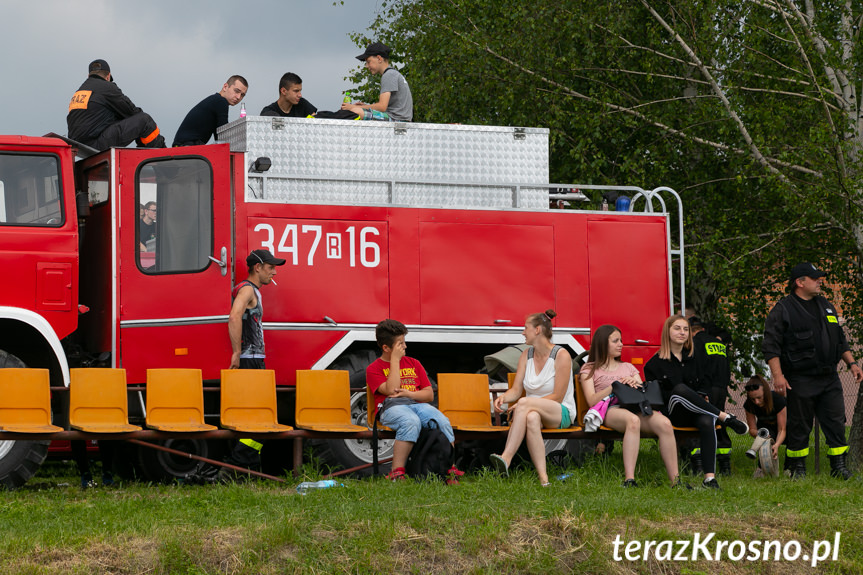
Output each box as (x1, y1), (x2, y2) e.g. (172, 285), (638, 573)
(173, 76), (248, 146)
(260, 73), (317, 118)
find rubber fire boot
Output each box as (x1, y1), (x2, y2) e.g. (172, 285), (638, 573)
(829, 454), (853, 480)
(717, 454), (732, 476)
(689, 452), (703, 475)
(786, 456), (806, 479)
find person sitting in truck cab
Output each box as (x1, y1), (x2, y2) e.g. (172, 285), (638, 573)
(341, 42), (413, 122)
(67, 59), (166, 151)
(139, 201), (156, 252)
(173, 76), (248, 147)
(260, 73), (317, 118)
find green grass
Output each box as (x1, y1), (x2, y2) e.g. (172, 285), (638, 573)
(1, 434), (861, 574)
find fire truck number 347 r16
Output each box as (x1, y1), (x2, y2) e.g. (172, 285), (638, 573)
(252, 219), (384, 268)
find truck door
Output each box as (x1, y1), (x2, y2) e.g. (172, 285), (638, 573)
(116, 146), (233, 382)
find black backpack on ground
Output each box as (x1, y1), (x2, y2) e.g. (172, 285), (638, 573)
(405, 420), (452, 481)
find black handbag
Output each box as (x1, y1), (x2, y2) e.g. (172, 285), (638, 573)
(611, 380), (665, 416)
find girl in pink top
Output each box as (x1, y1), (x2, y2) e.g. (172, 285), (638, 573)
(580, 324), (684, 488)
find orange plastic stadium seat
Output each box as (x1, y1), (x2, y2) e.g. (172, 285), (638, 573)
(437, 373), (508, 432)
(220, 369), (292, 433)
(295, 370), (366, 433)
(145, 369), (217, 432)
(69, 368), (142, 432)
(366, 385), (391, 431)
(0, 368), (63, 433)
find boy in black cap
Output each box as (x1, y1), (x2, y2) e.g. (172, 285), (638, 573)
(67, 59), (166, 151)
(228, 249), (286, 370)
(341, 42), (413, 121)
(762, 262), (863, 479)
(217, 249), (285, 479)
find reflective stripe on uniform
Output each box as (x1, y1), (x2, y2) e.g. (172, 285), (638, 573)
(827, 445), (849, 456)
(239, 438), (263, 452)
(716, 447), (732, 455)
(786, 447), (809, 458)
(690, 448), (701, 455)
(141, 127), (161, 144)
(827, 315), (838, 324)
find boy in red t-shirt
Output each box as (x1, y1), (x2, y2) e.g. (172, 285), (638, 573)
(366, 319), (462, 482)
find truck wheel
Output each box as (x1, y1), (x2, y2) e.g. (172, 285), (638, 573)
(310, 350), (395, 476)
(0, 349), (50, 489)
(135, 439), (226, 483)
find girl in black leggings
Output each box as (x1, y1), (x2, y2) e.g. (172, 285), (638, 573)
(644, 315), (749, 489)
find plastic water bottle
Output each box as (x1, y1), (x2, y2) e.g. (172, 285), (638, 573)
(240, 103), (247, 118)
(343, 91), (352, 104)
(556, 473), (574, 482)
(296, 479), (343, 494)
(601, 198), (609, 211)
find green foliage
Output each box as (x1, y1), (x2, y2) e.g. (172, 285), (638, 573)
(346, 1), (863, 413)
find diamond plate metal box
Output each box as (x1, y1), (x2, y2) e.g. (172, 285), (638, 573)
(217, 117), (549, 210)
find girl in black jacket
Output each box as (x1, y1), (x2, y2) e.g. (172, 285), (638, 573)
(644, 315), (749, 489)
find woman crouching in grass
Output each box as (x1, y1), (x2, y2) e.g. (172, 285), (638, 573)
(580, 324), (685, 488)
(490, 310), (576, 486)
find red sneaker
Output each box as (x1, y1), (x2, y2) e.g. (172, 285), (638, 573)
(446, 465), (464, 485)
(386, 467), (407, 481)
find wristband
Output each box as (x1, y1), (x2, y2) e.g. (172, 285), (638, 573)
(848, 361), (858, 368)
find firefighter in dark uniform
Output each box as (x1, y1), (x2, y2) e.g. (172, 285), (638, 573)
(67, 59), (166, 151)
(762, 262), (863, 479)
(690, 316), (733, 475)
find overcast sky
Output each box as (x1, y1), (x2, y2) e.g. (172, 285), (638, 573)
(2, 0), (384, 144)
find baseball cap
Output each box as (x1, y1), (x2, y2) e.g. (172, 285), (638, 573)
(790, 262), (826, 281)
(246, 249), (286, 267)
(356, 42), (391, 61)
(88, 59), (112, 78)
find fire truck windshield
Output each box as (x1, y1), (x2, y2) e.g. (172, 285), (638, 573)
(0, 153), (63, 226)
(136, 157), (213, 275)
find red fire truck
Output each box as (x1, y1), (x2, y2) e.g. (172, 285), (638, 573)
(0, 118), (683, 486)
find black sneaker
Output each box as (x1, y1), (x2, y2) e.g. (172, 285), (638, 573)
(622, 478), (639, 488)
(702, 477), (721, 490)
(671, 477), (693, 490)
(724, 414), (749, 435)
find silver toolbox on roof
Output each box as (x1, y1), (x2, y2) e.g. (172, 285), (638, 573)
(217, 116), (550, 210)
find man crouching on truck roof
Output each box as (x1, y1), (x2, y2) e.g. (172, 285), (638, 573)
(366, 319), (463, 483)
(341, 42), (413, 122)
(174, 75), (248, 147)
(67, 59), (166, 151)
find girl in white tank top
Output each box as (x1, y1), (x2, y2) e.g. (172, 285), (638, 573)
(491, 310), (575, 486)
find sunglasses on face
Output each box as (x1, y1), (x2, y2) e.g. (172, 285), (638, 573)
(744, 383), (760, 391)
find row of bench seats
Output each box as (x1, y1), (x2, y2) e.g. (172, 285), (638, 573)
(0, 368), (686, 442)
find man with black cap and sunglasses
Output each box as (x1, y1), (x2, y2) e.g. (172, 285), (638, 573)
(67, 59), (166, 151)
(341, 42), (413, 122)
(762, 262), (863, 479)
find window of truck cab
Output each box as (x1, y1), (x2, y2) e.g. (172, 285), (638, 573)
(0, 153), (63, 226)
(136, 157), (214, 274)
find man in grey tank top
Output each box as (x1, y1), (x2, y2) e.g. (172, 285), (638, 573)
(229, 249), (286, 369)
